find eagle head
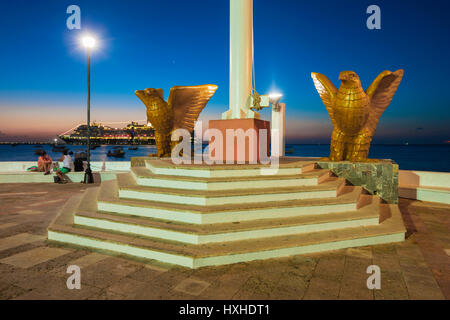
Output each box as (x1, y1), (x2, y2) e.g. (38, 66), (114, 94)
(135, 88), (165, 112)
(339, 71), (361, 86)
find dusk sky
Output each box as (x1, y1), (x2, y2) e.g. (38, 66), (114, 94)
(0, 0), (449, 143)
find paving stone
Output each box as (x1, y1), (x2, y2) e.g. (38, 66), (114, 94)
(173, 277), (211, 296)
(339, 278), (374, 300)
(91, 289), (127, 300)
(127, 265), (167, 283)
(12, 271), (65, 291)
(130, 267), (193, 299)
(0, 233), (45, 252)
(232, 275), (276, 300)
(0, 247), (71, 268)
(105, 277), (148, 297)
(374, 271), (409, 300)
(0, 223), (19, 230)
(199, 264), (253, 300)
(303, 276), (341, 300)
(312, 254), (346, 281)
(28, 199), (65, 207)
(17, 210), (44, 215)
(402, 272), (445, 300)
(144, 263), (170, 273)
(13, 279), (102, 300)
(270, 271), (309, 300)
(0, 284), (27, 300)
(288, 255), (318, 278)
(69, 252), (109, 269)
(231, 259), (289, 300)
(79, 257), (144, 289)
(346, 247), (373, 260)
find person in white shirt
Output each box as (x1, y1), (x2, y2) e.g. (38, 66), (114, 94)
(56, 150), (73, 184)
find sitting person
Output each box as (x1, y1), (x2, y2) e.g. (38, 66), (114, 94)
(56, 150), (73, 184)
(37, 152), (53, 175)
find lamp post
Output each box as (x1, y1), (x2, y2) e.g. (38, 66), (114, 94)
(269, 93), (285, 157)
(81, 35), (96, 184)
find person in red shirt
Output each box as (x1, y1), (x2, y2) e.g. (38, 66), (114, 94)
(37, 151), (53, 175)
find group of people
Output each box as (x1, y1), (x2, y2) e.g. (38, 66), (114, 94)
(37, 150), (73, 184)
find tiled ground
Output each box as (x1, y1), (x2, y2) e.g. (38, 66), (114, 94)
(0, 183), (448, 300)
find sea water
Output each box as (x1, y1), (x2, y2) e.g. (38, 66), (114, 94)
(0, 144), (449, 172)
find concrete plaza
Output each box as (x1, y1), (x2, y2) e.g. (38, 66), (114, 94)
(0, 182), (448, 300)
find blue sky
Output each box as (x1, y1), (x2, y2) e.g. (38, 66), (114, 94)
(0, 0), (449, 143)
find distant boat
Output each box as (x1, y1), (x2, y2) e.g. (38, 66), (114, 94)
(128, 146), (139, 151)
(108, 147), (126, 158)
(59, 122), (155, 145)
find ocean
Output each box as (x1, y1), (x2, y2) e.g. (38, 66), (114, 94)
(0, 144), (449, 172)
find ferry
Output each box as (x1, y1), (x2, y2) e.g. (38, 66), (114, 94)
(59, 122), (155, 145)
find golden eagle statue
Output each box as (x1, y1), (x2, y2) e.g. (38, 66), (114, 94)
(135, 85), (218, 157)
(311, 70), (404, 162)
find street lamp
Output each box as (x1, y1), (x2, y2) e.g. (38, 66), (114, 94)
(269, 93), (283, 111)
(81, 35), (96, 184)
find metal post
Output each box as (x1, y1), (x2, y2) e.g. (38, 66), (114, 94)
(84, 50), (94, 184)
(271, 102), (286, 157)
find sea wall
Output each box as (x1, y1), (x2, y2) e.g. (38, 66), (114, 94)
(0, 161), (131, 172)
(0, 161), (131, 184)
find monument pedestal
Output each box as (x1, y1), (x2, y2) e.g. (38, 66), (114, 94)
(208, 119), (270, 164)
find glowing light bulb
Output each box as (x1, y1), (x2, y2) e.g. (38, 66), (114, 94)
(81, 36), (96, 49)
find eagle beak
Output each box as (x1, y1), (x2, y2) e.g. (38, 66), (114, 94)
(135, 90), (146, 101)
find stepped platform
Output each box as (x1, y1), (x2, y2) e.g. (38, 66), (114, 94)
(47, 157), (406, 269)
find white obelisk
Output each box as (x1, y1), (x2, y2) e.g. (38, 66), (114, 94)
(222, 0), (259, 120)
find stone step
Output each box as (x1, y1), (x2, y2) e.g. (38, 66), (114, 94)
(117, 173), (345, 206)
(48, 201), (405, 269)
(74, 194), (380, 244)
(97, 179), (362, 224)
(144, 158), (318, 178)
(399, 185), (450, 205)
(131, 166), (331, 190)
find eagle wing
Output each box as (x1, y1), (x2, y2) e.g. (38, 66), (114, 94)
(168, 84), (218, 132)
(365, 69), (404, 135)
(311, 72), (338, 127)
